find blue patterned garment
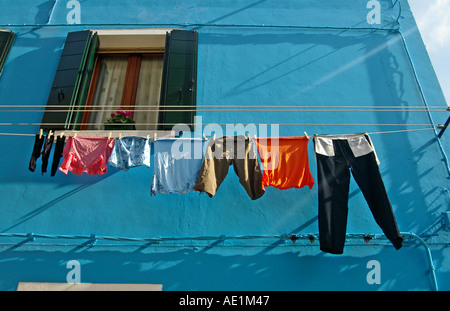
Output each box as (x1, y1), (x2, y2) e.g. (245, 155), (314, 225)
(150, 138), (205, 196)
(108, 136), (151, 171)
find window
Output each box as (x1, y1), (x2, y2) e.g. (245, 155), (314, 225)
(41, 29), (198, 132)
(82, 53), (164, 130)
(0, 30), (16, 77)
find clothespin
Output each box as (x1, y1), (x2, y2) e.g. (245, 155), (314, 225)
(49, 130), (53, 138)
(304, 132), (310, 139)
(74, 132), (78, 138)
(154, 133), (157, 142)
(147, 134), (150, 140)
(108, 132), (112, 139)
(119, 133), (122, 140)
(60, 132), (64, 138)
(213, 133), (216, 140)
(39, 129), (43, 139)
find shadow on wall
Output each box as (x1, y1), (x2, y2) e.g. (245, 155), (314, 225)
(365, 32), (443, 233)
(0, 243), (442, 291)
(200, 31), (367, 99)
(35, 1), (57, 24)
(205, 0), (267, 25)
(0, 31), (65, 107)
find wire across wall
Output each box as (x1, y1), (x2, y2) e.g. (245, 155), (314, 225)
(0, 104), (447, 111)
(0, 103), (444, 137)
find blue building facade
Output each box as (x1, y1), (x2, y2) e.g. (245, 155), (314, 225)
(0, 0), (449, 291)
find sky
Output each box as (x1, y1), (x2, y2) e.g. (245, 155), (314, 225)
(408, 0), (450, 106)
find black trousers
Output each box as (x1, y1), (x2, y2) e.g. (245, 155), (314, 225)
(51, 135), (66, 176)
(41, 134), (54, 175)
(314, 136), (403, 254)
(29, 134), (45, 172)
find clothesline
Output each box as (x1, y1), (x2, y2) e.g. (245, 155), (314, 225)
(0, 104), (447, 109)
(2, 104), (446, 108)
(0, 122), (440, 127)
(0, 104), (447, 113)
(1, 108), (446, 113)
(0, 127), (437, 138)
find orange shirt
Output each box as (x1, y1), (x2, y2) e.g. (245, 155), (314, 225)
(254, 136), (315, 190)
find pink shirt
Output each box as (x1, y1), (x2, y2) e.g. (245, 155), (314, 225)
(59, 136), (115, 175)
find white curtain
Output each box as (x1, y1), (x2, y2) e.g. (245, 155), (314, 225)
(87, 55), (164, 130)
(87, 57), (128, 130)
(134, 56), (164, 130)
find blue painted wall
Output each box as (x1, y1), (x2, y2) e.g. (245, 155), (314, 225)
(0, 0), (448, 291)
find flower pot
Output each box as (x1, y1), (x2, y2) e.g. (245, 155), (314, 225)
(104, 123), (136, 131)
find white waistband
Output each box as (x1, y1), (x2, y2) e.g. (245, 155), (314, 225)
(313, 133), (380, 165)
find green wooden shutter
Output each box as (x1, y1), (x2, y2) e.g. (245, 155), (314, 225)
(0, 31), (16, 77)
(41, 30), (98, 131)
(72, 32), (99, 130)
(159, 30), (198, 130)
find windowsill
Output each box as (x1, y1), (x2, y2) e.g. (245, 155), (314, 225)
(17, 282), (162, 291)
(53, 130), (176, 139)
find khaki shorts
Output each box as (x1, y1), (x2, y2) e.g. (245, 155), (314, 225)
(194, 136), (265, 200)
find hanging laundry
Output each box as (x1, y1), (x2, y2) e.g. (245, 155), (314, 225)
(108, 136), (151, 171)
(51, 135), (66, 177)
(151, 138), (205, 196)
(28, 134), (45, 172)
(194, 136), (265, 200)
(41, 133), (54, 175)
(253, 136), (315, 190)
(313, 133), (403, 254)
(59, 136), (115, 175)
